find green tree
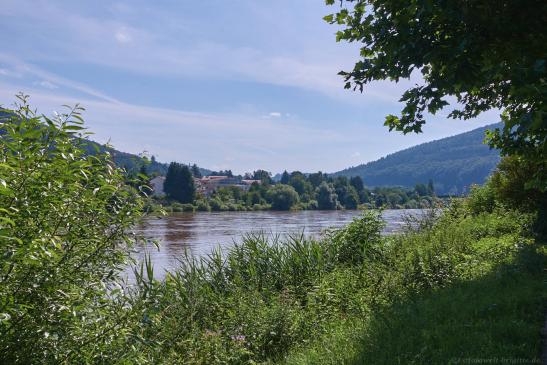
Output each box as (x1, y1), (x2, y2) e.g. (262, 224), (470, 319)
(344, 186), (360, 209)
(164, 162), (196, 203)
(427, 179), (435, 196)
(280, 170), (290, 184)
(308, 171), (325, 188)
(289, 174), (312, 196)
(0, 96), (144, 363)
(325, 0), (546, 188)
(316, 182), (338, 210)
(350, 175), (364, 192)
(415, 183), (428, 197)
(252, 169), (272, 185)
(266, 184), (299, 210)
(191, 163), (202, 178)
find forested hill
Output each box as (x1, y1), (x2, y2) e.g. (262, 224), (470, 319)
(81, 140), (171, 176)
(83, 140), (211, 177)
(333, 124), (502, 195)
(0, 107), (210, 177)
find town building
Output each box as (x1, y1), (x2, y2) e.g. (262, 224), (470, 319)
(194, 176), (261, 196)
(150, 175), (262, 197)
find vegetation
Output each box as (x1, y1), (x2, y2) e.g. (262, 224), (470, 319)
(0, 96), (145, 363)
(267, 184), (300, 210)
(151, 169), (441, 213)
(1, 98), (544, 363)
(334, 124), (502, 195)
(325, 0), (546, 189)
(164, 162), (196, 204)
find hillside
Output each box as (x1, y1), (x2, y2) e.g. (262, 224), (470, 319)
(333, 124), (502, 195)
(0, 108), (210, 177)
(85, 141), (212, 177)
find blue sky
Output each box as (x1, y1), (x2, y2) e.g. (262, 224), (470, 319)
(0, 0), (499, 174)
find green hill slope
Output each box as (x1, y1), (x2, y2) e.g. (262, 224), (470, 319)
(333, 124), (502, 195)
(0, 108), (210, 177)
(83, 140), (211, 177)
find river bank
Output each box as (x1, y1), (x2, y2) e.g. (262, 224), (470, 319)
(126, 196), (545, 364)
(132, 209), (427, 279)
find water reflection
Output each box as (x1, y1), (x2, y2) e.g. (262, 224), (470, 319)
(132, 209), (424, 279)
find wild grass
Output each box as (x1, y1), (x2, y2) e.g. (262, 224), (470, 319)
(126, 203), (545, 364)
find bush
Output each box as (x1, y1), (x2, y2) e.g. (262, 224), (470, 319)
(209, 198), (226, 211)
(466, 183), (497, 215)
(195, 199), (211, 212)
(489, 156), (547, 237)
(266, 184), (299, 210)
(0, 97), (144, 363)
(328, 210), (385, 265)
(181, 203), (195, 212)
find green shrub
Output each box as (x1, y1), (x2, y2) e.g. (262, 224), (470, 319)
(0, 97), (144, 363)
(466, 182), (497, 214)
(267, 184), (299, 210)
(328, 210), (385, 265)
(195, 199), (211, 212)
(489, 156), (547, 237)
(181, 203), (195, 212)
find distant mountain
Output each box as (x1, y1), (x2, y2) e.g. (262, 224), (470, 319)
(333, 124), (502, 195)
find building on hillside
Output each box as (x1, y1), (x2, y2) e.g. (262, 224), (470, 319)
(241, 179), (261, 186)
(150, 175), (262, 197)
(195, 176), (261, 196)
(150, 176), (166, 196)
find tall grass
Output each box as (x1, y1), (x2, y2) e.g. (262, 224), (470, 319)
(125, 203), (545, 364)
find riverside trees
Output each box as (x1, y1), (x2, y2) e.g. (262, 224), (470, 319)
(164, 162), (196, 204)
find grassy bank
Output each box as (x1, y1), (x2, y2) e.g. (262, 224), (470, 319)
(127, 195), (545, 364)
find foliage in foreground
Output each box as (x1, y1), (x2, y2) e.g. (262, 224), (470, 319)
(0, 97), (145, 363)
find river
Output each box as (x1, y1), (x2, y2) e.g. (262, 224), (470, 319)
(131, 209), (425, 279)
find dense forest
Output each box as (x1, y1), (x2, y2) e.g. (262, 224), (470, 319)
(333, 124), (502, 195)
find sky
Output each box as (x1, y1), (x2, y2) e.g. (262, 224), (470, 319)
(0, 0), (499, 174)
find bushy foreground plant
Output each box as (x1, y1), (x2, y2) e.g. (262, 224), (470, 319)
(284, 188), (545, 364)
(0, 96), (145, 363)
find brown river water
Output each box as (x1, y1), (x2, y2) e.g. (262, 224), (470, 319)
(130, 209), (426, 279)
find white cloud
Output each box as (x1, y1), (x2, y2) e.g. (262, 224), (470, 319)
(34, 80), (58, 89)
(269, 112), (281, 118)
(0, 67), (22, 78)
(0, 54), (122, 104)
(115, 29), (132, 44)
(0, 1), (405, 106)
